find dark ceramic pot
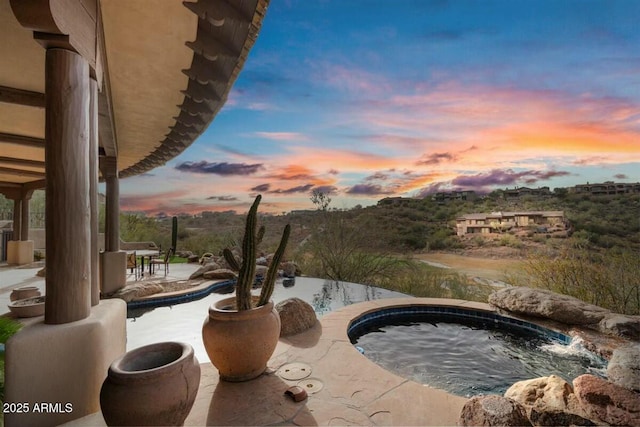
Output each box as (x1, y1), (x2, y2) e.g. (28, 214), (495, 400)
(100, 342), (200, 426)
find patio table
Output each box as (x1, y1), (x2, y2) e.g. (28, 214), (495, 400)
(127, 250), (160, 276)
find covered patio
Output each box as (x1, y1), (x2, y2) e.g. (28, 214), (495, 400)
(0, 0), (268, 425)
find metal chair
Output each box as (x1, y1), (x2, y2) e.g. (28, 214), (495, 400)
(150, 247), (173, 276)
(126, 251), (140, 280)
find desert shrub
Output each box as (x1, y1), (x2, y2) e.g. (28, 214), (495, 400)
(523, 248), (640, 315)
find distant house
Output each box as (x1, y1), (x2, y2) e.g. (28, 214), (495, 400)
(456, 211), (565, 236)
(503, 186), (551, 199)
(570, 181), (640, 195)
(432, 190), (478, 202)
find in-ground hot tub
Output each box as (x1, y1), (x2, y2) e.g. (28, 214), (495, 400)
(348, 304), (607, 397)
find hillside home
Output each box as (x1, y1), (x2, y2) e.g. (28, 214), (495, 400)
(571, 181), (640, 195)
(456, 211), (565, 236)
(503, 186), (551, 199)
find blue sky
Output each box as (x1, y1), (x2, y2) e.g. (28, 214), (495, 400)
(120, 0), (640, 214)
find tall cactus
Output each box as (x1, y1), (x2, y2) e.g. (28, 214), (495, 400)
(224, 195), (290, 310)
(171, 216), (178, 250)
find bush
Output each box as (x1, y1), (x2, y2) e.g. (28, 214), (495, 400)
(523, 248), (640, 315)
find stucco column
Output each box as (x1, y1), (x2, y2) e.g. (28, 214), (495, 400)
(89, 78), (99, 306)
(102, 156), (120, 252)
(20, 191), (31, 241)
(100, 156), (126, 294)
(44, 48), (91, 324)
(12, 198), (21, 241)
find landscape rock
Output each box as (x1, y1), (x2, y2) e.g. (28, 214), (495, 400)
(187, 254), (200, 263)
(607, 345), (640, 392)
(176, 250), (193, 258)
(202, 269), (237, 280)
(504, 375), (594, 426)
(255, 265), (268, 278)
(489, 287), (609, 325)
(458, 395), (532, 426)
(276, 298), (317, 337)
(189, 262), (222, 280)
(112, 282), (164, 302)
(282, 261), (298, 278)
(599, 314), (640, 341)
(36, 267), (45, 277)
(573, 374), (640, 426)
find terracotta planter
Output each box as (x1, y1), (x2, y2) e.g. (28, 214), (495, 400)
(10, 286), (41, 302)
(202, 297), (281, 382)
(100, 342), (200, 426)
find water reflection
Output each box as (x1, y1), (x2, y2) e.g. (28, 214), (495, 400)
(126, 277), (408, 361)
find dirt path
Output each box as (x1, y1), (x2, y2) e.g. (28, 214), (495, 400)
(413, 252), (525, 285)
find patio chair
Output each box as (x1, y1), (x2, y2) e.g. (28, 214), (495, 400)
(150, 247), (173, 276)
(126, 251), (140, 280)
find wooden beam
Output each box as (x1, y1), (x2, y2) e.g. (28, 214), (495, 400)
(0, 166), (46, 178)
(0, 157), (45, 168)
(0, 133), (45, 149)
(10, 0), (97, 72)
(0, 86), (45, 108)
(24, 179), (46, 191)
(0, 181), (22, 189)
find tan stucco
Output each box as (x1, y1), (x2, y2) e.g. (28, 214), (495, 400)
(5, 300), (127, 427)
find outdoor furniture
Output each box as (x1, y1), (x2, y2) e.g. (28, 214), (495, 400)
(150, 248), (173, 276)
(126, 251), (140, 280)
(135, 249), (161, 276)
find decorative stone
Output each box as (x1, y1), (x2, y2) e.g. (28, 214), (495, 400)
(202, 268), (238, 280)
(276, 298), (317, 337)
(282, 261), (298, 278)
(599, 314), (640, 341)
(100, 342), (200, 426)
(607, 346), (640, 392)
(489, 287), (609, 325)
(255, 265), (268, 278)
(189, 262), (222, 280)
(36, 267), (45, 277)
(573, 374), (640, 426)
(111, 283), (164, 302)
(459, 395), (532, 426)
(187, 254), (200, 263)
(504, 375), (594, 426)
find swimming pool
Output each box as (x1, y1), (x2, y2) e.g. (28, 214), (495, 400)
(348, 306), (607, 397)
(126, 277), (408, 361)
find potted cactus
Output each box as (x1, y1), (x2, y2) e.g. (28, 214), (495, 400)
(202, 195), (290, 381)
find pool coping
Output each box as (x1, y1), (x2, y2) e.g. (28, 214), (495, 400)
(66, 297), (590, 426)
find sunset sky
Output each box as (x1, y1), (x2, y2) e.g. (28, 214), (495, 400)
(119, 0), (640, 215)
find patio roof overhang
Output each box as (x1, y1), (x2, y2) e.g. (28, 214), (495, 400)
(0, 0), (268, 194)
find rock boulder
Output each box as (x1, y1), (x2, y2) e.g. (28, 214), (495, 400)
(599, 314), (640, 341)
(607, 345), (640, 392)
(276, 298), (317, 337)
(459, 395), (532, 426)
(202, 269), (237, 280)
(189, 262), (222, 280)
(504, 375), (594, 426)
(112, 282), (164, 302)
(489, 287), (609, 325)
(573, 374), (640, 426)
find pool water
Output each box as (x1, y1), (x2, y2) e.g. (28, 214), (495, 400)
(126, 277), (407, 361)
(350, 314), (607, 397)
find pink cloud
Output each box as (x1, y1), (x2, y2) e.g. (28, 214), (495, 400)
(253, 132), (310, 142)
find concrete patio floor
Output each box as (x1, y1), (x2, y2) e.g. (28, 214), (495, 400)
(2, 263), (472, 425)
(65, 298), (480, 426)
